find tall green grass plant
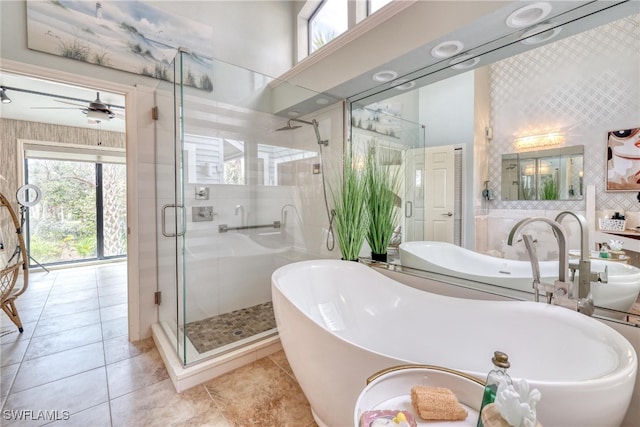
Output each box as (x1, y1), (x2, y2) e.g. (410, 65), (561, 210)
(365, 146), (401, 258)
(331, 152), (368, 261)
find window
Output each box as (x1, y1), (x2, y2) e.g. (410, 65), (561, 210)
(302, 0), (395, 60)
(309, 0), (348, 54)
(368, 0), (392, 15)
(25, 158), (127, 265)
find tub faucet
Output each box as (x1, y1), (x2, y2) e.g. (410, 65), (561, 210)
(507, 217), (594, 316)
(554, 211), (593, 299)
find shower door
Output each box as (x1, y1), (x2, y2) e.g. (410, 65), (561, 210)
(156, 53), (188, 364)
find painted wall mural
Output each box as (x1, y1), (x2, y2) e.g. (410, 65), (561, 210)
(26, 0), (213, 91)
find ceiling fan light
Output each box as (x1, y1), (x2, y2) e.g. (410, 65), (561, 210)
(1, 87), (12, 104)
(87, 109), (110, 121)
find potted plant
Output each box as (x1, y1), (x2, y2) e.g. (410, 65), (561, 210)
(331, 151), (368, 261)
(364, 145), (401, 262)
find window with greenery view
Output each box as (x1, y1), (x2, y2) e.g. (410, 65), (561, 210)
(26, 159), (126, 265)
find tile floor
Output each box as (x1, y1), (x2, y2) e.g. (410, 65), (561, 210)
(0, 262), (316, 427)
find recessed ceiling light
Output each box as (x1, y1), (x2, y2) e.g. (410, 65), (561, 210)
(449, 55), (480, 70)
(315, 98), (329, 105)
(372, 70), (398, 82)
(287, 111), (300, 117)
(506, 2), (552, 28)
(430, 40), (464, 58)
(520, 23), (562, 45)
(391, 79), (416, 91)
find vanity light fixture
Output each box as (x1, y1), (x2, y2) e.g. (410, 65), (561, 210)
(430, 40), (464, 58)
(520, 23), (562, 45)
(515, 132), (564, 150)
(506, 2), (552, 28)
(449, 54), (480, 70)
(0, 87), (11, 104)
(372, 70), (398, 82)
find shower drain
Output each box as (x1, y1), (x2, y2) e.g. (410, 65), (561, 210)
(232, 329), (244, 336)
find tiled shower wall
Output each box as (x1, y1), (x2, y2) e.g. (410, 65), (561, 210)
(478, 13), (640, 257)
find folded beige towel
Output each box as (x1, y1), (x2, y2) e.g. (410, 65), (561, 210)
(410, 386), (468, 421)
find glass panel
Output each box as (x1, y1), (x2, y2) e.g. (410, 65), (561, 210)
(102, 163), (127, 257)
(27, 159), (97, 264)
(310, 0), (348, 53)
(158, 49), (342, 366)
(350, 101), (426, 258)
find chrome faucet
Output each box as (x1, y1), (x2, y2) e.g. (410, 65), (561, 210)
(555, 211), (608, 294)
(507, 217), (594, 315)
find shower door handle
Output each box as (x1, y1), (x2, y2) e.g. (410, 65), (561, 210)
(161, 204), (185, 237)
(404, 201), (413, 218)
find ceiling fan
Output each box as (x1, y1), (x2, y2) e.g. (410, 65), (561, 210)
(33, 91), (125, 122)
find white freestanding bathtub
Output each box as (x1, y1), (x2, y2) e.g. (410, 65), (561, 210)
(399, 241), (640, 313)
(272, 260), (637, 427)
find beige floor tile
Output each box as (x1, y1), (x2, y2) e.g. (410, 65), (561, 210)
(2, 368), (108, 427)
(47, 402), (111, 427)
(106, 348), (168, 399)
(0, 339), (30, 367)
(99, 293), (127, 308)
(0, 305), (42, 326)
(0, 322), (36, 346)
(46, 288), (98, 305)
(12, 342), (105, 393)
(100, 303), (127, 322)
(1, 363), (19, 397)
(268, 349), (295, 377)
(40, 297), (100, 320)
(204, 357), (316, 427)
(101, 316), (128, 340)
(24, 323), (103, 360)
(103, 335), (156, 365)
(98, 283), (127, 297)
(32, 308), (101, 337)
(110, 380), (230, 427)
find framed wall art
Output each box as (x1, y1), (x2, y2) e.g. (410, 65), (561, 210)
(606, 127), (640, 191)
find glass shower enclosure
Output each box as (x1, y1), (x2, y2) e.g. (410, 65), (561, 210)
(155, 51), (341, 366)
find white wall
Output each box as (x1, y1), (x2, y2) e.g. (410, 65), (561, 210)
(0, 0), (295, 86)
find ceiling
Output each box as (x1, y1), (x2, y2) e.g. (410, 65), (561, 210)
(0, 72), (126, 133)
(1, 1), (637, 132)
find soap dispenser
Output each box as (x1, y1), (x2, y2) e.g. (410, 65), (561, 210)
(477, 351), (512, 427)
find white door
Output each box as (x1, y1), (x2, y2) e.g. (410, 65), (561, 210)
(424, 145), (455, 243)
(403, 147), (425, 242)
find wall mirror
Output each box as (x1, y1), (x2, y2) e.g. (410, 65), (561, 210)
(501, 146), (584, 201)
(347, 1), (639, 326)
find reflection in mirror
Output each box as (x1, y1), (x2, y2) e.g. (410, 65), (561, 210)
(347, 3), (639, 325)
(501, 146), (584, 201)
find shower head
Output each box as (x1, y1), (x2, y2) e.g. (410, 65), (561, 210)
(275, 118), (328, 146)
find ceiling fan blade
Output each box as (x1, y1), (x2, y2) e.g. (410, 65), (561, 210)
(54, 99), (87, 108)
(30, 106), (83, 110)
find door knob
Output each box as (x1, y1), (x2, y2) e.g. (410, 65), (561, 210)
(442, 212), (453, 217)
